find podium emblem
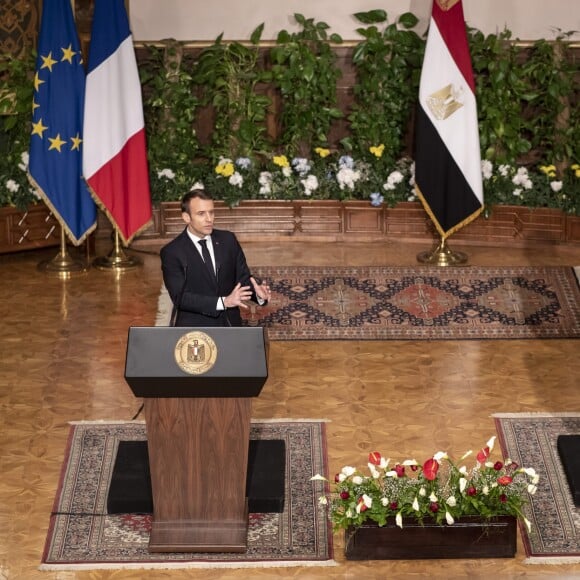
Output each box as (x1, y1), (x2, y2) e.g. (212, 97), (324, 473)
(174, 331), (218, 375)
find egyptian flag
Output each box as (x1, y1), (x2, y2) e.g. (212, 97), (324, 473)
(414, 0), (483, 240)
(83, 0), (152, 245)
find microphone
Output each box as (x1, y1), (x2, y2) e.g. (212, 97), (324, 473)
(170, 264), (188, 327)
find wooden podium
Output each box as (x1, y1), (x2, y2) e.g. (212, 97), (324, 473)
(124, 326), (268, 553)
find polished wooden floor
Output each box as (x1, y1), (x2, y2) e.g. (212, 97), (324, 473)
(1, 237), (579, 579)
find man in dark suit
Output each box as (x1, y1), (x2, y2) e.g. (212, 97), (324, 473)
(160, 189), (271, 327)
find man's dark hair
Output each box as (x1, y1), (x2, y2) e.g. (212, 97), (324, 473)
(181, 188), (213, 213)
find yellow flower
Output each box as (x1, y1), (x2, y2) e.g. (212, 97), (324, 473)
(570, 164), (579, 171)
(314, 147), (330, 158)
(273, 155), (290, 168)
(575, 169), (580, 178)
(539, 164), (556, 175)
(215, 161), (234, 177)
(369, 144), (385, 158)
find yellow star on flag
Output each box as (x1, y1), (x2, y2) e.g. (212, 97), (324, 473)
(61, 44), (77, 64)
(70, 133), (82, 151)
(48, 134), (66, 152)
(31, 118), (48, 138)
(33, 72), (45, 92)
(40, 52), (58, 72)
(32, 99), (40, 113)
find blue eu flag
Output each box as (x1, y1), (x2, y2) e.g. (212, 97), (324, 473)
(28, 0), (96, 245)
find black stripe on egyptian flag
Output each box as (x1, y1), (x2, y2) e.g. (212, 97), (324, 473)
(414, 105), (481, 234)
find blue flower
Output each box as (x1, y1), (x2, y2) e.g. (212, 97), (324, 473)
(370, 192), (384, 207)
(235, 157), (252, 170)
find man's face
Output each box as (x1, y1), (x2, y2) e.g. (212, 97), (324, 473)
(182, 197), (215, 238)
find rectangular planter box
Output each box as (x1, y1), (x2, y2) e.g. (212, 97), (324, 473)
(0, 203), (60, 254)
(345, 516), (517, 560)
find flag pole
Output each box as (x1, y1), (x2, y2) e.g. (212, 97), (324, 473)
(417, 235), (468, 266)
(92, 229), (142, 271)
(37, 226), (88, 278)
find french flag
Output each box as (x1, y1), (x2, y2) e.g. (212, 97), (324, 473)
(414, 0), (483, 240)
(83, 0), (152, 245)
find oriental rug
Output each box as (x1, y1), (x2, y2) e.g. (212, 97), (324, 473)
(494, 412), (580, 564)
(40, 420), (334, 570)
(156, 266), (580, 340)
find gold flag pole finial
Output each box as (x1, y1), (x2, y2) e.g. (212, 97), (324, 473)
(417, 236), (469, 266)
(37, 227), (88, 278)
(92, 230), (143, 271)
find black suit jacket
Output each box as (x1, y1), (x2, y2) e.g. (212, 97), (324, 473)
(160, 227), (258, 327)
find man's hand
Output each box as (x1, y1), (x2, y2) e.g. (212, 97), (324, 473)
(223, 283), (253, 309)
(251, 276), (271, 302)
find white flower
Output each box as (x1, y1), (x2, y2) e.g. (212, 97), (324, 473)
(157, 168), (175, 179)
(499, 164), (511, 177)
(485, 461), (494, 468)
(292, 157), (311, 175)
(459, 466), (468, 475)
(368, 465), (380, 479)
(482, 485), (489, 495)
(318, 496), (328, 505)
(402, 459), (417, 466)
(282, 166), (292, 177)
(395, 512), (403, 528)
(513, 188), (522, 197)
(190, 181), (204, 190)
(512, 167), (529, 185)
(310, 474), (326, 481)
(445, 511), (455, 525)
(341, 466), (356, 477)
(532, 474), (540, 485)
(18, 151), (29, 171)
(446, 496), (457, 507)
(491, 482), (498, 489)
(520, 467), (536, 477)
(385, 470), (398, 478)
(412, 497), (420, 511)
(550, 180), (563, 192)
(301, 174), (319, 195)
(337, 167), (361, 190)
(433, 451), (447, 462)
(337, 473), (346, 483)
(228, 172), (243, 188)
(459, 478), (467, 493)
(356, 494), (372, 513)
(527, 484), (538, 495)
(428, 492), (438, 503)
(352, 475), (363, 485)
(486, 436), (496, 451)
(379, 457), (390, 469)
(6, 179), (19, 193)
(346, 508), (354, 518)
(381, 497), (389, 507)
(481, 159), (493, 180)
(419, 487), (426, 497)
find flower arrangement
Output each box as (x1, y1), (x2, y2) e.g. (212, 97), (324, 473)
(312, 436), (539, 533)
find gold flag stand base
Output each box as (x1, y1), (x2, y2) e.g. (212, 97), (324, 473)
(416, 238), (469, 266)
(93, 231), (142, 271)
(37, 229), (87, 278)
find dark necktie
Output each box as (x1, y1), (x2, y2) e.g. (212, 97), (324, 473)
(198, 238), (216, 280)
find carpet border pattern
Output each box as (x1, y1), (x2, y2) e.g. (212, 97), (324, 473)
(40, 420), (335, 570)
(493, 412), (580, 564)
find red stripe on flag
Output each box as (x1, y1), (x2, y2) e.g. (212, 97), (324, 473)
(432, 1), (475, 93)
(87, 129), (151, 245)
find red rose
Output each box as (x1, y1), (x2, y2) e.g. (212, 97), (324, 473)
(497, 475), (513, 486)
(410, 464), (418, 472)
(334, 473), (340, 483)
(369, 451), (382, 466)
(494, 461), (504, 471)
(340, 490), (350, 500)
(422, 458), (439, 481)
(467, 486), (477, 496)
(429, 502), (439, 513)
(389, 501), (398, 510)
(394, 464), (405, 477)
(500, 494), (508, 503)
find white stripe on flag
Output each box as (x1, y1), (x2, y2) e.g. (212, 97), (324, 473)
(419, 18), (483, 203)
(83, 36), (144, 180)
